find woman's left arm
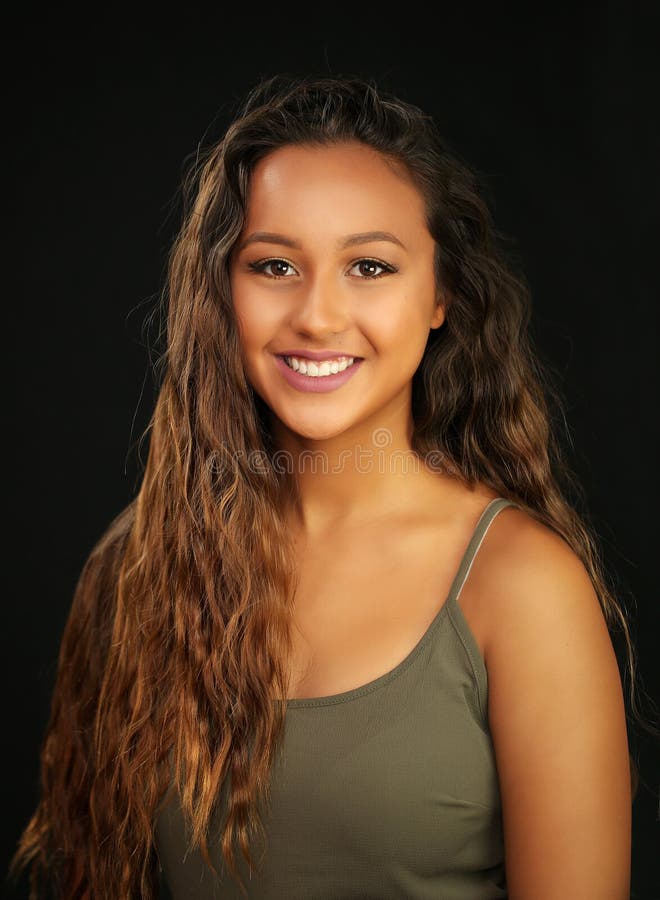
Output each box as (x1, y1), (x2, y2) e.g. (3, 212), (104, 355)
(485, 514), (632, 900)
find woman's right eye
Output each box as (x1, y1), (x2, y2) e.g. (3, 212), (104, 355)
(248, 259), (297, 279)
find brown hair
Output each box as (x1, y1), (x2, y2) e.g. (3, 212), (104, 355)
(10, 72), (658, 898)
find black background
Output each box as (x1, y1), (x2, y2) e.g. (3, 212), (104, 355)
(5, 6), (658, 897)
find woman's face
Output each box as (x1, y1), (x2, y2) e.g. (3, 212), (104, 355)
(229, 140), (444, 442)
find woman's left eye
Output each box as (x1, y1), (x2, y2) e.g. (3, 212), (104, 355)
(349, 259), (396, 278)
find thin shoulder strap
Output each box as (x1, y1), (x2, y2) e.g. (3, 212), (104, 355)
(446, 497), (518, 606)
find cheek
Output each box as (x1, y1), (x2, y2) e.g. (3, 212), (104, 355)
(230, 279), (273, 349)
(365, 283), (436, 350)
(359, 294), (435, 380)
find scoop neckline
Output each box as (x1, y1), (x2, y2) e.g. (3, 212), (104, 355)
(279, 496), (511, 709)
(281, 591), (457, 709)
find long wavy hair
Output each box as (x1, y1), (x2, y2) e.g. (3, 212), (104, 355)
(9, 73), (658, 898)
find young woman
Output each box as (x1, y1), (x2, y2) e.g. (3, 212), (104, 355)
(11, 74), (642, 899)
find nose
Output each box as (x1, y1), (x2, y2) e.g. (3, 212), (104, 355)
(288, 272), (351, 338)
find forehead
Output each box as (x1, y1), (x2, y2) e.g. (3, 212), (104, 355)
(242, 142), (429, 239)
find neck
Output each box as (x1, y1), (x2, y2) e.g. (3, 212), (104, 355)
(270, 391), (456, 539)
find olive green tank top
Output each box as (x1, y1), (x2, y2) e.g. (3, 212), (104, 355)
(155, 497), (517, 899)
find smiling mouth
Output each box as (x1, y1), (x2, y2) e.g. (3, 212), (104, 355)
(279, 354), (359, 376)
(275, 353), (364, 362)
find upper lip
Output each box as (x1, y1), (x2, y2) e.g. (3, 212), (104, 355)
(275, 349), (363, 361)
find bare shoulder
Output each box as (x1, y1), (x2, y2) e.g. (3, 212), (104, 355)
(474, 504), (605, 659)
(474, 505), (632, 898)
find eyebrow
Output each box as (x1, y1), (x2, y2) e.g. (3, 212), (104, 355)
(237, 230), (407, 253)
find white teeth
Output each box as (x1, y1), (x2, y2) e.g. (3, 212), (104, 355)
(285, 356), (356, 377)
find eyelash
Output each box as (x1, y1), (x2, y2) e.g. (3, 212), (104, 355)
(246, 257), (398, 280)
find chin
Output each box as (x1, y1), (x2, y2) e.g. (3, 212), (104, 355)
(279, 415), (352, 443)
(290, 424), (346, 442)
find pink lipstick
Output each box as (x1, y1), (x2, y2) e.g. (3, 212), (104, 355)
(275, 348), (363, 362)
(273, 354), (363, 393)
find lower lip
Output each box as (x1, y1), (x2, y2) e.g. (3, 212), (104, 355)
(273, 355), (364, 393)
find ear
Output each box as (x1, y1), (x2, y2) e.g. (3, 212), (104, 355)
(430, 297), (446, 330)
